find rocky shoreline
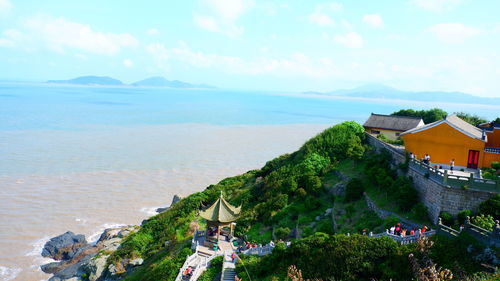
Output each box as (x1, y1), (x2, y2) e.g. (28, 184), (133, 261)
(40, 195), (182, 281)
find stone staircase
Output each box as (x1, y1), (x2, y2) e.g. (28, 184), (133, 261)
(221, 251), (236, 281)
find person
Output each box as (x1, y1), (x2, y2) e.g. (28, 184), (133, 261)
(450, 159), (455, 173)
(269, 240), (275, 247)
(362, 229), (367, 235)
(409, 152), (414, 160)
(460, 224), (464, 232)
(389, 225), (395, 235)
(395, 223), (401, 236)
(231, 252), (236, 263)
(410, 228), (415, 236)
(424, 154), (430, 164)
(421, 225), (428, 233)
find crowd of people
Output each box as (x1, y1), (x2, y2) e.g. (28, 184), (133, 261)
(388, 223), (429, 237)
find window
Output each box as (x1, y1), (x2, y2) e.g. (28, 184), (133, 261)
(395, 133), (401, 136)
(371, 130), (380, 134)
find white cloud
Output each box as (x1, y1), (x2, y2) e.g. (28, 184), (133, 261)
(413, 0), (462, 12)
(0, 0), (12, 17)
(193, 14), (220, 32)
(0, 29), (25, 48)
(24, 16), (137, 55)
(123, 59), (133, 67)
(309, 13), (335, 27)
(363, 14), (384, 28)
(147, 28), (159, 36)
(429, 23), (483, 43)
(146, 43), (169, 60)
(308, 2), (342, 27)
(334, 32), (363, 48)
(194, 0), (254, 36)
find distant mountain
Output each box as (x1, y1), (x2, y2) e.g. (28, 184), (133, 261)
(132, 76), (215, 89)
(47, 76), (124, 86)
(306, 84), (500, 105)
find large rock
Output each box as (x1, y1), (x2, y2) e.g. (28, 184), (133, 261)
(41, 261), (65, 274)
(83, 254), (109, 281)
(97, 226), (136, 244)
(42, 231), (88, 260)
(171, 194), (182, 205)
(129, 258), (143, 266)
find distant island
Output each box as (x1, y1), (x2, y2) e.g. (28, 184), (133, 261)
(132, 76), (215, 89)
(47, 76), (124, 86)
(47, 75), (215, 89)
(305, 83), (500, 105)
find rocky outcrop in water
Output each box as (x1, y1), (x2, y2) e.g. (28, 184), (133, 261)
(42, 231), (87, 261)
(156, 194), (183, 213)
(42, 225), (138, 281)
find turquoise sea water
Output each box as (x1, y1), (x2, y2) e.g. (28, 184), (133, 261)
(0, 83), (499, 281)
(1, 83), (498, 132)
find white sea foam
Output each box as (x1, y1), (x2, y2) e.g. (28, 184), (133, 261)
(140, 206), (162, 216)
(26, 237), (56, 272)
(75, 217), (88, 225)
(0, 265), (22, 281)
(88, 223), (127, 244)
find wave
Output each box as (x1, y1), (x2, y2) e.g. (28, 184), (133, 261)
(140, 206), (162, 217)
(0, 266), (22, 281)
(88, 223), (127, 244)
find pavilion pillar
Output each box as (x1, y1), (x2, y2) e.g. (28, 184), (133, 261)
(217, 224), (220, 241)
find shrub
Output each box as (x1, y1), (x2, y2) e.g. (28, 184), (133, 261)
(478, 193), (500, 220)
(457, 209), (472, 224)
(440, 211), (454, 226)
(344, 178), (364, 202)
(472, 214), (495, 231)
(275, 227), (291, 240)
(492, 161), (500, 170)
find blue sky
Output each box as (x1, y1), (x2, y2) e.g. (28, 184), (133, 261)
(0, 0), (499, 97)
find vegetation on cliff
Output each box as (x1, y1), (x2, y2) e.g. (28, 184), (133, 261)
(103, 120), (493, 281)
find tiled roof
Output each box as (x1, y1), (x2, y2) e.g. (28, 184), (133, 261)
(401, 114), (485, 141)
(363, 113), (424, 131)
(200, 195), (241, 223)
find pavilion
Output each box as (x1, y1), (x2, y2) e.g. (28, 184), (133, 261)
(199, 193), (240, 246)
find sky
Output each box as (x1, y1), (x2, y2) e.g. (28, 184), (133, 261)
(0, 0), (499, 97)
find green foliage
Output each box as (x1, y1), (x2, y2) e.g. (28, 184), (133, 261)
(274, 227), (291, 240)
(440, 211), (453, 226)
(455, 112), (488, 126)
(300, 175), (322, 193)
(239, 233), (413, 281)
(197, 256), (223, 281)
(478, 193), (500, 220)
(344, 178), (364, 202)
(457, 209), (472, 224)
(298, 153), (330, 175)
(471, 214), (495, 231)
(491, 161), (500, 170)
(300, 121), (365, 161)
(391, 108), (447, 123)
(430, 234), (484, 273)
(376, 133), (404, 145)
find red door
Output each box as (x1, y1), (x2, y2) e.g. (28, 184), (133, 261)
(467, 150), (480, 169)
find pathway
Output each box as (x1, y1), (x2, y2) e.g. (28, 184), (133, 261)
(221, 251), (236, 281)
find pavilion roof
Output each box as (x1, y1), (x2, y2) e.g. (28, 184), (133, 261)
(200, 195), (241, 223)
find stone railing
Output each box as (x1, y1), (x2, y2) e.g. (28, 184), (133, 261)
(409, 158), (499, 193)
(175, 253), (200, 281)
(241, 243), (275, 256)
(438, 217), (500, 247)
(370, 230), (436, 245)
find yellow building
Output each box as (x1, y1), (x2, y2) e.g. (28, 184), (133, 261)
(363, 113), (424, 140)
(401, 115), (500, 169)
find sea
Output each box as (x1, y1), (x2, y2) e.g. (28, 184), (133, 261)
(0, 82), (499, 281)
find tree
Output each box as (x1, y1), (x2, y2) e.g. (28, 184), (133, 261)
(391, 108), (447, 124)
(344, 178), (364, 202)
(454, 112), (487, 126)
